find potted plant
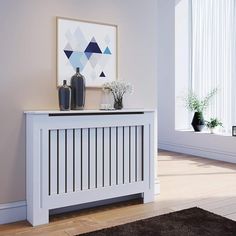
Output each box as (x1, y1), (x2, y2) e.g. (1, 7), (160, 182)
(103, 81), (133, 110)
(206, 118), (223, 134)
(185, 88), (217, 132)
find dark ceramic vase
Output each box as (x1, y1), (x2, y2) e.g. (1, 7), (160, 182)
(71, 67), (86, 110)
(191, 112), (205, 132)
(114, 97), (123, 110)
(58, 80), (71, 111)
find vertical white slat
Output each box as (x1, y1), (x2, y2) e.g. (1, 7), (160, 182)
(130, 126), (136, 183)
(89, 128), (96, 189)
(117, 127), (124, 184)
(41, 129), (49, 207)
(49, 130), (57, 195)
(58, 129), (66, 194)
(123, 127), (130, 184)
(149, 114), (155, 196)
(103, 127), (110, 187)
(96, 128), (103, 188)
(66, 129), (74, 193)
(110, 127), (117, 186)
(136, 126), (143, 182)
(82, 128), (89, 190)
(143, 124), (150, 187)
(74, 129), (81, 191)
(143, 123), (153, 203)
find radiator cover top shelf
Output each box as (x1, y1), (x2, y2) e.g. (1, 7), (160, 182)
(26, 109), (156, 226)
(24, 109), (154, 115)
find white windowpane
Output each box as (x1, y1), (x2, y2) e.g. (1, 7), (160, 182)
(191, 0), (236, 133)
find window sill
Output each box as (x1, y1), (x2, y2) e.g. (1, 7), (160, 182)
(175, 129), (233, 137)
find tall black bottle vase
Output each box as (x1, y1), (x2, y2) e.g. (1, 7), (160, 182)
(71, 67), (86, 110)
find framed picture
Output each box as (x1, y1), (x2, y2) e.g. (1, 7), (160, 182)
(57, 17), (117, 87)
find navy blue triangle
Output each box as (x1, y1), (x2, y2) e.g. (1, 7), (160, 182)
(64, 50), (73, 59)
(100, 72), (106, 77)
(85, 42), (102, 54)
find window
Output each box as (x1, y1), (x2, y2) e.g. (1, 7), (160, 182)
(191, 0), (236, 133)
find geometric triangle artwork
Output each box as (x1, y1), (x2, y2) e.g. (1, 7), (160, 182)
(69, 51), (88, 71)
(85, 52), (93, 60)
(74, 27), (88, 52)
(89, 53), (102, 68)
(104, 35), (110, 45)
(64, 42), (73, 51)
(91, 36), (96, 43)
(103, 47), (112, 55)
(84, 38), (102, 54)
(64, 50), (73, 59)
(100, 71), (106, 77)
(98, 54), (110, 71)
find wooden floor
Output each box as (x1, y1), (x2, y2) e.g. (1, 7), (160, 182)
(1, 150), (236, 235)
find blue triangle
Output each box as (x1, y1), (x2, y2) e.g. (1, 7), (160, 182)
(85, 52), (92, 60)
(100, 72), (106, 77)
(85, 42), (102, 54)
(103, 47), (112, 55)
(64, 50), (73, 59)
(69, 52), (88, 71)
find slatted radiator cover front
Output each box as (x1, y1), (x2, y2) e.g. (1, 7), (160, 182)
(26, 111), (155, 226)
(48, 126), (143, 196)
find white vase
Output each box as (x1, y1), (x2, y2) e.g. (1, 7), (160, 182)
(210, 128), (215, 134)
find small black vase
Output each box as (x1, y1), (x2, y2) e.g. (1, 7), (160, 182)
(58, 80), (71, 111)
(114, 98), (123, 110)
(71, 67), (86, 110)
(191, 112), (205, 132)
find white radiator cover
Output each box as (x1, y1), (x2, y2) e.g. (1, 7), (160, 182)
(25, 109), (156, 226)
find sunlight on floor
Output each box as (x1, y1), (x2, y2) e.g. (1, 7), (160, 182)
(157, 150), (236, 221)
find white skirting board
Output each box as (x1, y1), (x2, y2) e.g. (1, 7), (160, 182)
(0, 201), (26, 225)
(0, 184), (161, 225)
(159, 141), (236, 164)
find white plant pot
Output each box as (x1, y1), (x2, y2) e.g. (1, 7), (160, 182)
(210, 128), (215, 134)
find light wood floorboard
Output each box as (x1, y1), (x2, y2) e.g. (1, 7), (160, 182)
(1, 150), (236, 235)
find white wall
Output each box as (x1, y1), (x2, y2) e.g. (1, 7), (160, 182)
(175, 0), (191, 130)
(158, 0), (236, 163)
(0, 0), (158, 204)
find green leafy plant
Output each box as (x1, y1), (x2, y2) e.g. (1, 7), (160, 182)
(205, 118), (223, 129)
(185, 88), (217, 113)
